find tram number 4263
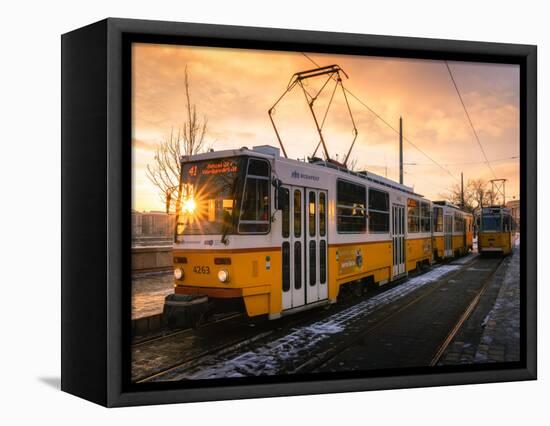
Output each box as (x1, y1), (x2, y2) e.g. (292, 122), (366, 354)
(193, 265), (210, 274)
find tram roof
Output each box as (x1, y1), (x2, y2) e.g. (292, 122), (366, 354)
(181, 145), (425, 198)
(305, 158), (423, 198)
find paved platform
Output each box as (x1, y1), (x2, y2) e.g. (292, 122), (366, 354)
(439, 242), (520, 365)
(132, 272), (173, 319)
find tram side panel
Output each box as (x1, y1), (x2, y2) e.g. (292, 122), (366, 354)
(406, 236), (432, 271)
(328, 240), (393, 296)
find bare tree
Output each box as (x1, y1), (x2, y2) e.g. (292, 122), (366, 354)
(439, 182), (473, 211)
(146, 67), (210, 213)
(468, 178), (491, 212)
(440, 178), (495, 213)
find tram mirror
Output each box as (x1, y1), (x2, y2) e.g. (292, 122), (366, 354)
(276, 186), (287, 211)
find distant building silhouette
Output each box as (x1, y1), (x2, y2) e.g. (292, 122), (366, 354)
(132, 210), (175, 241)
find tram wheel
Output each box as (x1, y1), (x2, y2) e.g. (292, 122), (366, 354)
(350, 280), (364, 297)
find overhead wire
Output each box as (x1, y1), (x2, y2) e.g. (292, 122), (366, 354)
(444, 60), (497, 179)
(301, 52), (459, 182)
(407, 156), (519, 167)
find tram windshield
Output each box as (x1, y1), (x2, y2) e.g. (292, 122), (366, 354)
(175, 157), (270, 236)
(481, 214), (502, 232)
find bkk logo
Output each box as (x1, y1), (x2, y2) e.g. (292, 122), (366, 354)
(291, 170), (320, 181)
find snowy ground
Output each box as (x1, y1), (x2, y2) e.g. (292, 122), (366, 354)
(439, 237), (520, 365)
(474, 237), (520, 363)
(160, 264), (463, 380)
(450, 252), (477, 265)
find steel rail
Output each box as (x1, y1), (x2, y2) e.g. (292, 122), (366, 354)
(294, 254), (487, 374)
(132, 312), (243, 348)
(429, 256), (505, 366)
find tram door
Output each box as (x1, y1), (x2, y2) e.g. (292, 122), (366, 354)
(444, 214), (453, 257)
(392, 204), (406, 277)
(281, 187), (305, 310)
(305, 189), (328, 304)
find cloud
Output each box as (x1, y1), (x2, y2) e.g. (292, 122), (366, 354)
(132, 138), (156, 151)
(132, 43), (520, 210)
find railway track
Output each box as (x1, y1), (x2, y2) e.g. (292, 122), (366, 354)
(132, 303), (336, 383)
(134, 254), (491, 382)
(132, 259), (431, 382)
(429, 256), (504, 366)
(308, 255), (504, 374)
(132, 312), (243, 347)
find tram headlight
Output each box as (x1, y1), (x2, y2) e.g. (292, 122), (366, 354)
(217, 269), (229, 283)
(174, 268), (184, 280)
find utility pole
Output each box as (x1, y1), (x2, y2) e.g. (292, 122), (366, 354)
(461, 172), (464, 209)
(399, 116), (403, 185)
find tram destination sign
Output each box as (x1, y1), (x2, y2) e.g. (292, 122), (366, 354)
(187, 159), (240, 177)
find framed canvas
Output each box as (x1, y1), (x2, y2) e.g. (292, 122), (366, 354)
(61, 18), (537, 407)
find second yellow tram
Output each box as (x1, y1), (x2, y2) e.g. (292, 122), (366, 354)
(477, 206), (516, 255)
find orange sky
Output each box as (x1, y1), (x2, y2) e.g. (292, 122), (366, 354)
(132, 42), (520, 212)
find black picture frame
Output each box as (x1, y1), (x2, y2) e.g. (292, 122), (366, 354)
(61, 17), (537, 407)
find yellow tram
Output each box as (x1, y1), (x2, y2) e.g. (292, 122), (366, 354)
(477, 206), (516, 255)
(432, 201), (473, 260)
(164, 145), (472, 323)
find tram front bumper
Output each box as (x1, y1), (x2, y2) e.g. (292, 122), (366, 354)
(174, 285), (244, 299)
(163, 293), (209, 328)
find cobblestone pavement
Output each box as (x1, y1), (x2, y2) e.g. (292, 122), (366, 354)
(439, 241), (520, 365)
(132, 272), (173, 319)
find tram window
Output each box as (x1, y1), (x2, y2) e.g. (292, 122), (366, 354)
(239, 159), (270, 234)
(319, 193), (326, 237)
(481, 214), (501, 232)
(247, 158), (269, 176)
(433, 207), (443, 232)
(282, 188), (290, 238)
(454, 213), (465, 233)
(337, 179), (367, 233)
(309, 241), (316, 286)
(368, 188), (390, 233)
(421, 202), (431, 232)
(294, 241), (302, 289)
(282, 242), (290, 292)
(309, 191), (316, 237)
(407, 198), (420, 233)
(320, 240), (326, 284)
(294, 190), (302, 238)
